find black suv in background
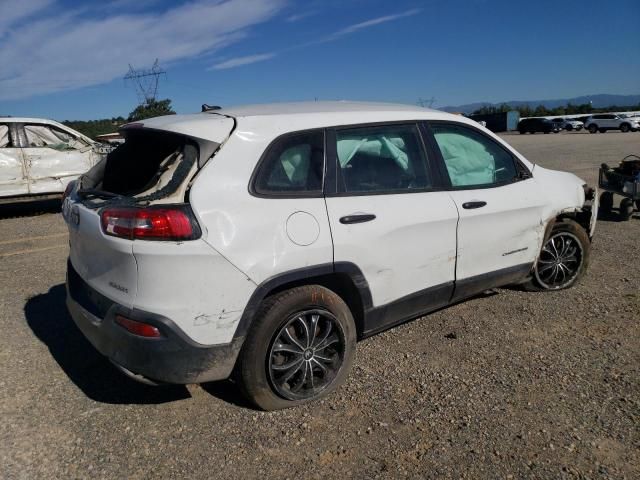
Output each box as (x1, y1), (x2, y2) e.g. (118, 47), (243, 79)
(518, 118), (560, 134)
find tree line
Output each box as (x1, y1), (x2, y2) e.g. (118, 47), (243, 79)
(472, 102), (640, 117)
(63, 99), (175, 139)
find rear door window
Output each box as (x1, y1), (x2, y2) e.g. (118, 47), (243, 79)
(253, 130), (324, 196)
(334, 124), (431, 194)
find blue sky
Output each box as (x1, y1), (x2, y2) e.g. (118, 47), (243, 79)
(1, 0), (638, 120)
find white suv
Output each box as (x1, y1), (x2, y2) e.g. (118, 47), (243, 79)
(63, 102), (598, 410)
(584, 114), (640, 133)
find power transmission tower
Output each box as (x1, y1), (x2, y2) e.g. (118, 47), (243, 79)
(124, 59), (166, 105)
(417, 96), (435, 108)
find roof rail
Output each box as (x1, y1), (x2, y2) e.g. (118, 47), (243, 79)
(202, 104), (221, 112)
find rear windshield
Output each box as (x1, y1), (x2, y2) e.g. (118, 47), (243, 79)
(101, 130), (198, 199)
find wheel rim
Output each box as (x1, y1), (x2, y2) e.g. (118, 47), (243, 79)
(534, 232), (583, 289)
(268, 309), (345, 401)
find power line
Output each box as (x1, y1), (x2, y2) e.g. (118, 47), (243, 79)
(124, 59), (166, 105)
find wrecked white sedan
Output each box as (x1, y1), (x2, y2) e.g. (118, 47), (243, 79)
(0, 117), (105, 204)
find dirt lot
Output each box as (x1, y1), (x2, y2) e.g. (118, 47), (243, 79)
(1, 131), (638, 479)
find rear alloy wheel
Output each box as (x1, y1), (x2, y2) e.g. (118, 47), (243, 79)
(524, 219), (590, 291)
(588, 124), (598, 133)
(268, 310), (345, 401)
(237, 285), (356, 410)
(620, 198), (634, 221)
(620, 123), (630, 133)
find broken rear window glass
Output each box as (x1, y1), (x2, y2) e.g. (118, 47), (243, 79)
(24, 124), (88, 151)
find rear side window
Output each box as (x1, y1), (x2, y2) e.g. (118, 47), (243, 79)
(254, 130), (324, 195)
(431, 124), (518, 188)
(0, 124), (9, 148)
(335, 124), (431, 193)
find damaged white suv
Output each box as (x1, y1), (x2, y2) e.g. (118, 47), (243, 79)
(63, 102), (598, 410)
(0, 118), (105, 203)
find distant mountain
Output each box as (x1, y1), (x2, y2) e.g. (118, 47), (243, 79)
(441, 94), (640, 114)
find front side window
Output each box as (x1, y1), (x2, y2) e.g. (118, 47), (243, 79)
(335, 124), (431, 193)
(23, 124), (87, 150)
(431, 124), (518, 188)
(254, 130), (324, 195)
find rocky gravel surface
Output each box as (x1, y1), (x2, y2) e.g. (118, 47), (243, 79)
(1, 131), (638, 479)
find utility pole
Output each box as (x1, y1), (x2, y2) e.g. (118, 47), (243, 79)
(124, 59), (167, 105)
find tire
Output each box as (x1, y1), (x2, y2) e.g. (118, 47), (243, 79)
(237, 285), (356, 410)
(588, 124), (598, 133)
(620, 123), (630, 133)
(566, 125), (573, 131)
(519, 129), (526, 134)
(523, 218), (590, 292)
(599, 191), (613, 215)
(599, 129), (606, 133)
(544, 131), (550, 134)
(620, 198), (634, 221)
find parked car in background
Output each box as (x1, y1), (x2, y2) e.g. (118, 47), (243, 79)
(551, 117), (583, 131)
(0, 118), (106, 204)
(517, 118), (560, 134)
(63, 101), (598, 410)
(584, 114), (640, 133)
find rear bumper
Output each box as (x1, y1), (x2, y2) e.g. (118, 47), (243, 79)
(66, 261), (243, 384)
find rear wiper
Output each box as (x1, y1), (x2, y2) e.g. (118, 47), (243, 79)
(77, 188), (122, 200)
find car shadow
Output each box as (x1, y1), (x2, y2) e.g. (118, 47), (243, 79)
(0, 198), (62, 219)
(24, 284), (191, 404)
(200, 380), (255, 409)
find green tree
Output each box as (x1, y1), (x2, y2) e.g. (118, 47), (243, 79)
(127, 98), (176, 122)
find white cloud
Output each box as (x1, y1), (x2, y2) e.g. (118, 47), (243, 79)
(210, 53), (277, 70)
(325, 8), (422, 41)
(210, 8), (422, 70)
(0, 0), (54, 37)
(285, 11), (316, 22)
(0, 0), (285, 101)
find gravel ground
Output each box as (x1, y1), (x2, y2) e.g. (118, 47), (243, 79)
(0, 131), (638, 479)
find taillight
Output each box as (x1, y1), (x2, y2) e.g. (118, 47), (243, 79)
(115, 315), (162, 338)
(100, 205), (200, 241)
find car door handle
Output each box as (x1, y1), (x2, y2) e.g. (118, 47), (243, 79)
(462, 201), (487, 209)
(339, 214), (376, 224)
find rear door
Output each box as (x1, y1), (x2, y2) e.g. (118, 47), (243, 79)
(426, 121), (545, 299)
(0, 123), (29, 197)
(21, 123), (95, 194)
(324, 122), (459, 327)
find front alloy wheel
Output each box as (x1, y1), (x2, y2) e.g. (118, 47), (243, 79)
(268, 310), (345, 401)
(534, 232), (584, 289)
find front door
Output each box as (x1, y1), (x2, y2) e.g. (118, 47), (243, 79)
(427, 121), (545, 300)
(21, 123), (95, 194)
(324, 122), (459, 331)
